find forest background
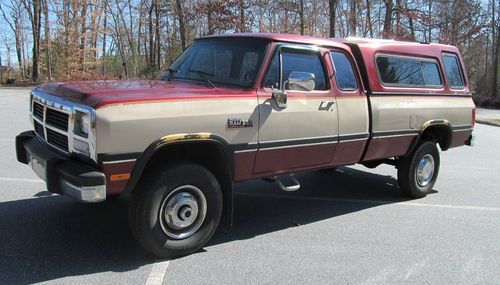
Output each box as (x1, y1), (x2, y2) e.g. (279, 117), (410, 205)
(0, 0), (498, 107)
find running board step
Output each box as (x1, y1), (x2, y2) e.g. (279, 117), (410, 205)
(272, 175), (301, 192)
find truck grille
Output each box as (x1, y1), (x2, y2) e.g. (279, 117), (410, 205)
(33, 102), (44, 120)
(34, 121), (45, 139)
(32, 100), (70, 153)
(46, 108), (69, 131)
(46, 128), (69, 151)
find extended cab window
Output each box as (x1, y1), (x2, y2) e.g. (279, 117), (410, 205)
(442, 54), (465, 89)
(264, 48), (327, 91)
(163, 39), (267, 88)
(330, 51), (357, 91)
(376, 55), (442, 87)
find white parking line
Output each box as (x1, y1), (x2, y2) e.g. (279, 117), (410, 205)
(145, 259), (170, 285)
(0, 177), (44, 183)
(237, 192), (500, 212)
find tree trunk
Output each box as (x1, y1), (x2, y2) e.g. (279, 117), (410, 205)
(299, 0), (304, 35)
(427, 0), (432, 42)
(207, 0), (213, 35)
(493, 23), (500, 98)
(349, 0), (356, 36)
(63, 1), (69, 75)
(492, 0), (497, 97)
(148, 2), (154, 66)
(176, 0), (186, 49)
(30, 0), (41, 81)
(42, 0), (51, 79)
(329, 0), (337, 38)
(137, 0), (145, 57)
(154, 0), (160, 70)
(395, 0), (401, 38)
(407, 4), (415, 40)
(238, 0), (245, 32)
(383, 0), (393, 39)
(366, 0), (373, 37)
(79, 0), (87, 72)
(102, 0), (108, 74)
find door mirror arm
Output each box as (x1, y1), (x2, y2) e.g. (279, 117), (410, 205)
(272, 80), (288, 109)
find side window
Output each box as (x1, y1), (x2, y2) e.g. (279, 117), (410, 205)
(330, 51), (357, 91)
(264, 53), (280, 89)
(421, 61), (442, 86)
(442, 54), (465, 89)
(282, 51), (327, 90)
(239, 52), (259, 82)
(376, 55), (442, 87)
(264, 48), (327, 91)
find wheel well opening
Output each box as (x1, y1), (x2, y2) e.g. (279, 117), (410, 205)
(421, 125), (452, 151)
(136, 141), (234, 225)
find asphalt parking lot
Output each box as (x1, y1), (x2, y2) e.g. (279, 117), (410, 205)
(0, 88), (499, 284)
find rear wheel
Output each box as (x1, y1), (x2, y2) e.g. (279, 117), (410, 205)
(397, 141), (440, 198)
(129, 163), (222, 258)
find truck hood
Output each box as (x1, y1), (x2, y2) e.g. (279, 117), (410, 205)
(37, 80), (253, 109)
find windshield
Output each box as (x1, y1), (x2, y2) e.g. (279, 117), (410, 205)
(161, 39), (268, 88)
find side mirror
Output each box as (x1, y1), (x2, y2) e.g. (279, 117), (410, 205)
(287, 71), (315, 91)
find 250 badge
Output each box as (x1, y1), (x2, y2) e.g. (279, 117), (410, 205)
(227, 118), (253, 128)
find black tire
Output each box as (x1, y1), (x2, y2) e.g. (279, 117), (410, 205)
(397, 141), (440, 198)
(129, 163), (223, 258)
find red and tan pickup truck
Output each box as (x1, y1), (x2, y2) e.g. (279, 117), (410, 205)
(16, 33), (475, 257)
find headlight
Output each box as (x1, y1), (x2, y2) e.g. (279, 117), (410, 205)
(74, 110), (90, 138)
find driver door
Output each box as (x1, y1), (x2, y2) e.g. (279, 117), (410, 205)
(254, 44), (339, 174)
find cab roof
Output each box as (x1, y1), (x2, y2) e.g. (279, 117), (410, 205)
(335, 37), (461, 57)
(200, 33), (460, 54)
(199, 33), (349, 49)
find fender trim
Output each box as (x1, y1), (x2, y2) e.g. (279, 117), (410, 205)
(122, 133), (234, 194)
(406, 120), (453, 155)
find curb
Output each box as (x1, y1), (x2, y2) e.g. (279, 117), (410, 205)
(476, 119), (500, 127)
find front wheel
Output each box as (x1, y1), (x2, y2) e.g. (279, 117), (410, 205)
(397, 141), (440, 198)
(129, 163), (223, 258)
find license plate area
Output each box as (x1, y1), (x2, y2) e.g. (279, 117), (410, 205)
(30, 155), (47, 181)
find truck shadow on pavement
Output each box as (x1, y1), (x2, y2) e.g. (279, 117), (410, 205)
(0, 166), (436, 284)
(210, 166), (436, 246)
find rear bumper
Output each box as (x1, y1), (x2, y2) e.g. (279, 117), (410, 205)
(16, 131), (106, 203)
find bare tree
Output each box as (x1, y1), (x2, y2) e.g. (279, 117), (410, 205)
(0, 0), (26, 78)
(349, 0), (356, 36)
(176, 0), (187, 49)
(383, 0), (393, 38)
(329, 0), (338, 37)
(80, 0), (88, 71)
(42, 0), (51, 79)
(23, 0), (42, 81)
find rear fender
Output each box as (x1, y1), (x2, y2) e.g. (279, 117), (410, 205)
(406, 120), (452, 156)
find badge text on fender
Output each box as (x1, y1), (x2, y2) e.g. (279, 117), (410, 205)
(227, 118), (253, 128)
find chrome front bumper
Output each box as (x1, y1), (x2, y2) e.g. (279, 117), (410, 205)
(16, 131), (106, 203)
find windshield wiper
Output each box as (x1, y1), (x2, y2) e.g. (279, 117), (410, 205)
(158, 68), (178, 81)
(188, 69), (216, 88)
(166, 68), (178, 81)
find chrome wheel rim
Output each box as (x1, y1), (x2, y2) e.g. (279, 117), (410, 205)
(416, 154), (435, 187)
(159, 185), (207, 239)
